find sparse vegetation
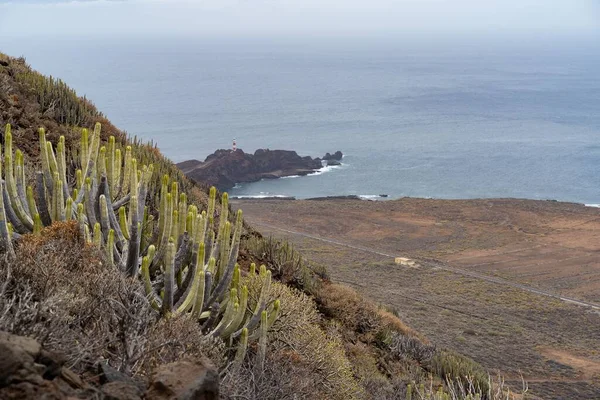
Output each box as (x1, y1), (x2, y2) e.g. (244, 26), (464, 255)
(244, 234), (328, 294)
(0, 51), (534, 399)
(15, 71), (99, 127)
(1, 120), (280, 371)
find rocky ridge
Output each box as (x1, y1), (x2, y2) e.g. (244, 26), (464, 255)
(177, 148), (342, 190)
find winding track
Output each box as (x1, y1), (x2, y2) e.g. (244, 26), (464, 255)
(250, 221), (600, 311)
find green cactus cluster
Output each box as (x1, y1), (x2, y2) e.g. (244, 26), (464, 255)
(0, 122), (279, 366)
(16, 71), (99, 127)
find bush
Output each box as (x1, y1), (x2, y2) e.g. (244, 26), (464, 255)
(0, 221), (231, 378)
(388, 332), (437, 366)
(430, 349), (490, 396)
(221, 281), (364, 400)
(407, 374), (526, 400)
(244, 235), (328, 295)
(316, 283), (380, 336)
(136, 316), (226, 376)
(0, 222), (155, 375)
(317, 283), (426, 343)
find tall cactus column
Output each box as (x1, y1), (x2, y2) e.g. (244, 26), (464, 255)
(0, 122), (281, 367)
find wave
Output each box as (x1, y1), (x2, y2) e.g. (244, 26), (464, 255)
(308, 164), (343, 176)
(231, 194), (291, 199)
(358, 194), (390, 200)
(281, 175), (301, 179)
(584, 204), (600, 208)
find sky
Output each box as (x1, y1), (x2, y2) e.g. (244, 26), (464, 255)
(0, 0), (598, 39)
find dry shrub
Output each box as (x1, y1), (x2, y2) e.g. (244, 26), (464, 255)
(223, 322), (364, 400)
(314, 282), (445, 398)
(316, 283), (380, 337)
(222, 280), (364, 400)
(377, 308), (427, 342)
(0, 222), (154, 375)
(135, 315), (226, 376)
(430, 349), (490, 395)
(317, 284), (428, 343)
(345, 342), (394, 395)
(2, 222), (228, 378)
(388, 332), (437, 366)
(410, 374), (526, 400)
(244, 235), (328, 295)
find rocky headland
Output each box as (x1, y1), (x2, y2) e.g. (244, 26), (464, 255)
(177, 148), (343, 190)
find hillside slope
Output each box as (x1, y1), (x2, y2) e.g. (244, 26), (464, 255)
(0, 51), (526, 400)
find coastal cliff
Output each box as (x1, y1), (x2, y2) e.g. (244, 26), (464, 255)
(177, 148), (342, 190)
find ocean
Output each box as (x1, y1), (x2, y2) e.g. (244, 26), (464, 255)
(2, 35), (599, 203)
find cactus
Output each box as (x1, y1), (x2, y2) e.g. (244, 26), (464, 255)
(256, 310), (268, 372)
(232, 327), (249, 371)
(0, 122), (279, 366)
(0, 138), (15, 258)
(4, 126), (33, 230)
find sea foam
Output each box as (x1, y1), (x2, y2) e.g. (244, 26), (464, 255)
(308, 164), (342, 176)
(231, 194), (290, 199)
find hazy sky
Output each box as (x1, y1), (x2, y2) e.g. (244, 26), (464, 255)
(0, 0), (598, 38)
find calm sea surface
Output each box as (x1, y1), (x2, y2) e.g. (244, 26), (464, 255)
(2, 36), (599, 203)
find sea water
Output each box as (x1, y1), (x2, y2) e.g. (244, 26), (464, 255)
(1, 36), (599, 203)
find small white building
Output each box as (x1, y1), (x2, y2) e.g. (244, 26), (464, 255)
(394, 257), (417, 267)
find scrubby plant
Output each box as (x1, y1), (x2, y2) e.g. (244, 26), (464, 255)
(0, 122), (279, 366)
(0, 221), (154, 374)
(430, 349), (491, 396)
(405, 374), (526, 400)
(244, 234), (328, 294)
(222, 280), (365, 400)
(387, 331), (437, 365)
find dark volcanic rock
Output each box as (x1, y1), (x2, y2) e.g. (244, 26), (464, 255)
(177, 148), (326, 191)
(102, 381), (143, 400)
(176, 159), (203, 172)
(326, 159), (341, 166)
(322, 151), (343, 161)
(0, 331), (220, 400)
(0, 331), (92, 399)
(145, 358), (218, 400)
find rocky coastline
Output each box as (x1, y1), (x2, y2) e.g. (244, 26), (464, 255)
(177, 148), (343, 191)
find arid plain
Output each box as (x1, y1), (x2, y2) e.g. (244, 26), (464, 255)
(233, 198), (600, 400)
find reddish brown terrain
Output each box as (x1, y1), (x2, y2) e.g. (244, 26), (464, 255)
(233, 198), (600, 400)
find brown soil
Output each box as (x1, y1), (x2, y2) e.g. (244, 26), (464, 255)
(538, 348), (600, 381)
(234, 198), (600, 400)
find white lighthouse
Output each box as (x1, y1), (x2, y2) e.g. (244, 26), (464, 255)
(232, 138), (237, 152)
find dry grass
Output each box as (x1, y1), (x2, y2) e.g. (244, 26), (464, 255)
(0, 222), (227, 380)
(0, 222), (154, 374)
